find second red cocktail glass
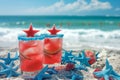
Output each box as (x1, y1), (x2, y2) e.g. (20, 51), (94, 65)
(43, 34), (63, 64)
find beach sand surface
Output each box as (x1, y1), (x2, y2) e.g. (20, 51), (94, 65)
(0, 46), (120, 80)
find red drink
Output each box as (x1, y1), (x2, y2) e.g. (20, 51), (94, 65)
(19, 40), (43, 72)
(18, 24), (44, 79)
(43, 34), (63, 64)
(18, 35), (44, 79)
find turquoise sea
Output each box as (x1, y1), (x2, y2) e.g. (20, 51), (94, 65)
(0, 16), (120, 49)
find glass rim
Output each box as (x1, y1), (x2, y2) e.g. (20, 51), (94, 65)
(44, 34), (64, 38)
(18, 34), (45, 41)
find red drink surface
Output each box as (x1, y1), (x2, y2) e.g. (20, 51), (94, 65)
(43, 38), (62, 64)
(19, 40), (43, 72)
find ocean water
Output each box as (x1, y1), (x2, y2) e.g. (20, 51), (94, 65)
(0, 16), (120, 50)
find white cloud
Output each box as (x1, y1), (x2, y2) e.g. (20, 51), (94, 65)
(25, 0), (112, 15)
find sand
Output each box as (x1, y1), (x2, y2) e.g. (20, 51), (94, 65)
(0, 46), (120, 80)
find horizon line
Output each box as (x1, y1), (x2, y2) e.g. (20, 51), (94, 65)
(0, 15), (120, 17)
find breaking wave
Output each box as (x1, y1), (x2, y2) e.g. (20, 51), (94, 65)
(0, 27), (120, 49)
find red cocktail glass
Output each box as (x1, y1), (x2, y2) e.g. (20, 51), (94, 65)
(43, 25), (63, 65)
(43, 34), (63, 64)
(18, 35), (44, 79)
(18, 24), (45, 79)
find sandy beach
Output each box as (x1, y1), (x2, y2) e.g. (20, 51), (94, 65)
(0, 46), (120, 80)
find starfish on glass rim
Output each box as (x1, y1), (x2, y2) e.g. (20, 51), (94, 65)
(0, 52), (19, 65)
(48, 24), (61, 35)
(0, 61), (20, 78)
(23, 23), (39, 37)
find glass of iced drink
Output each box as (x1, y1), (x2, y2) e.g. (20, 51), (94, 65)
(43, 25), (64, 65)
(18, 35), (44, 79)
(18, 24), (44, 79)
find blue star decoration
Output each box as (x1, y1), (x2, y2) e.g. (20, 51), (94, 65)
(75, 64), (88, 71)
(34, 65), (51, 80)
(75, 51), (91, 67)
(62, 49), (76, 64)
(71, 72), (83, 80)
(0, 61), (20, 78)
(95, 51), (99, 60)
(62, 49), (75, 58)
(93, 59), (120, 80)
(66, 50), (75, 59)
(0, 52), (19, 65)
(66, 71), (83, 80)
(78, 53), (82, 57)
(46, 66), (58, 74)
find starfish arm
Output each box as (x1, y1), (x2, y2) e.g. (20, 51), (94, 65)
(13, 66), (19, 71)
(86, 57), (91, 61)
(105, 59), (110, 69)
(78, 64), (88, 71)
(105, 66), (112, 74)
(83, 62), (90, 67)
(78, 53), (82, 57)
(0, 57), (6, 60)
(11, 58), (18, 60)
(12, 52), (19, 60)
(71, 75), (76, 80)
(12, 71), (20, 77)
(74, 58), (81, 61)
(94, 67), (112, 78)
(68, 56), (74, 59)
(7, 53), (11, 59)
(81, 57), (90, 67)
(93, 71), (104, 77)
(7, 72), (12, 78)
(47, 67), (58, 74)
(9, 62), (14, 67)
(43, 74), (51, 78)
(81, 51), (85, 58)
(0, 62), (8, 69)
(0, 69), (9, 74)
(34, 77), (42, 80)
(111, 75), (120, 80)
(104, 75), (109, 80)
(69, 50), (73, 54)
(95, 52), (99, 59)
(4, 61), (9, 64)
(111, 70), (120, 77)
(81, 51), (90, 61)
(35, 65), (48, 79)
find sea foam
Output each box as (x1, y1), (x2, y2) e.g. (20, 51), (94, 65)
(0, 28), (120, 50)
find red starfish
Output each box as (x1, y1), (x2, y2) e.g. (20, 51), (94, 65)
(48, 25), (61, 35)
(23, 24), (39, 37)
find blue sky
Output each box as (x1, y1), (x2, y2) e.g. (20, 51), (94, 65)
(0, 0), (120, 16)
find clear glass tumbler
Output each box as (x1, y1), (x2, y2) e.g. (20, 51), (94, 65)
(43, 34), (64, 65)
(18, 35), (44, 79)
